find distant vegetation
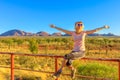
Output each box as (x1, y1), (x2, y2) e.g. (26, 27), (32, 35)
(0, 36), (120, 54)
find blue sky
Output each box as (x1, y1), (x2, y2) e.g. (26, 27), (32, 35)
(0, 0), (120, 35)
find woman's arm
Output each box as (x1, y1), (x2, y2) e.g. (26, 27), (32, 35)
(85, 25), (110, 34)
(50, 24), (72, 35)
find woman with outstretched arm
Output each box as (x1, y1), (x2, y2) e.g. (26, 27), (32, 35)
(50, 21), (109, 79)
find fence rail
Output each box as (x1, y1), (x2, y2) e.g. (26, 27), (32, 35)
(0, 52), (120, 80)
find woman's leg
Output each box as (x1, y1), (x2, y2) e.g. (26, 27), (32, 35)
(53, 59), (67, 78)
(68, 64), (76, 79)
(53, 52), (73, 77)
(60, 59), (67, 69)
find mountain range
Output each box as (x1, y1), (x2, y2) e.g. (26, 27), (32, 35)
(0, 29), (116, 36)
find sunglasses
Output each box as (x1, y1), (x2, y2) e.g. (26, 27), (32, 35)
(77, 24), (83, 27)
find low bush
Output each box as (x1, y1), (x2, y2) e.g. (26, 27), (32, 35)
(77, 62), (117, 80)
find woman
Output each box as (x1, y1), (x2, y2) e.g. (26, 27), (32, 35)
(50, 21), (109, 79)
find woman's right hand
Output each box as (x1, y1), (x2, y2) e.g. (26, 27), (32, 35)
(50, 24), (56, 28)
(103, 25), (110, 29)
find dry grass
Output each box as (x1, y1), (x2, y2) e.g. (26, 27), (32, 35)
(0, 36), (120, 80)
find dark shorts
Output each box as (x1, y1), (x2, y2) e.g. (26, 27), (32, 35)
(64, 51), (85, 60)
(64, 51), (85, 66)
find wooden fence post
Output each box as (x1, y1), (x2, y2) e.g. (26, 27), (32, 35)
(55, 57), (58, 80)
(11, 54), (14, 80)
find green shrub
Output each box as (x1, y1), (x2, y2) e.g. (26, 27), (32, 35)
(77, 62), (117, 79)
(28, 38), (38, 54)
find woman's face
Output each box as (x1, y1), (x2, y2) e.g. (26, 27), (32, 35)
(75, 22), (84, 33)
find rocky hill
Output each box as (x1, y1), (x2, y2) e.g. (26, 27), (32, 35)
(0, 29), (116, 36)
(0, 29), (33, 36)
(36, 31), (50, 36)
